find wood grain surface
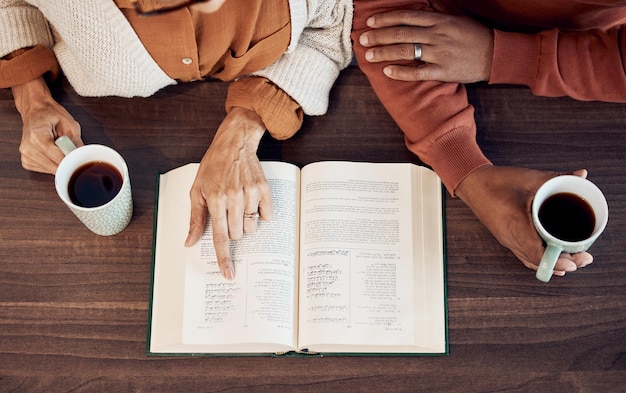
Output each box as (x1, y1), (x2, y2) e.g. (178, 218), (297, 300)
(1, 68), (625, 392)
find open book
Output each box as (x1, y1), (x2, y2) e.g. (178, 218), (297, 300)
(148, 161), (447, 356)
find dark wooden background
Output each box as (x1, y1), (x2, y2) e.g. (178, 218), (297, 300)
(1, 67), (625, 392)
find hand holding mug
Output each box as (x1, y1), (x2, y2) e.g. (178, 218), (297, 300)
(455, 166), (602, 279)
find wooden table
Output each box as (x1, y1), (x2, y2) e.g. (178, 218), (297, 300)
(1, 68), (625, 392)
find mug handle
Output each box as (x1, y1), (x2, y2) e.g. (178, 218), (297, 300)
(536, 243), (563, 282)
(55, 135), (77, 155)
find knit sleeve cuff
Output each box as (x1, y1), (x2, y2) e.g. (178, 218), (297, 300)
(226, 76), (304, 140)
(0, 45), (59, 89)
(489, 30), (541, 88)
(251, 44), (342, 116)
(422, 126), (492, 195)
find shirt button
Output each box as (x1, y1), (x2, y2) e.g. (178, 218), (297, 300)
(182, 57), (193, 65)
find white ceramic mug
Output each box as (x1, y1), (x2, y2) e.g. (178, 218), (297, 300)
(54, 136), (133, 236)
(532, 175), (608, 282)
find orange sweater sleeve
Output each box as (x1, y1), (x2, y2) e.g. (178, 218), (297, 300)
(226, 76), (303, 140)
(490, 26), (626, 102)
(0, 45), (60, 89)
(352, 0), (491, 194)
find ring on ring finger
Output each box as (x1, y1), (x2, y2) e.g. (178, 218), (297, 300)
(243, 211), (259, 220)
(413, 43), (422, 62)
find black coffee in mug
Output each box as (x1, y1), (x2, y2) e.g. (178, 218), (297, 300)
(68, 161), (123, 208)
(538, 192), (595, 242)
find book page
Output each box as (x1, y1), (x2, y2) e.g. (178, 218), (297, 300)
(297, 162), (445, 353)
(150, 162), (301, 354)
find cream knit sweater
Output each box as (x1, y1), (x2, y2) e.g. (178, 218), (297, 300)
(0, 0), (353, 115)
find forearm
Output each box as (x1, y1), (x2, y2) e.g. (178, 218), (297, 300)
(251, 0), (353, 116)
(1, 0), (57, 91)
(352, 0), (491, 193)
(0, 1), (55, 60)
(226, 77), (303, 140)
(490, 27), (626, 102)
(11, 76), (53, 119)
(0, 45), (60, 89)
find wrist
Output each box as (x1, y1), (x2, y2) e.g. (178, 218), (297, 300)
(228, 106), (266, 142)
(455, 164), (493, 203)
(11, 77), (53, 117)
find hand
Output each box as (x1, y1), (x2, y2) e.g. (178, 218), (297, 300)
(455, 165), (594, 277)
(12, 77), (83, 174)
(185, 107), (274, 280)
(359, 9), (494, 83)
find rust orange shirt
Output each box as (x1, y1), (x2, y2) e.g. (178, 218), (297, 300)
(116, 0), (291, 82)
(116, 0), (303, 138)
(353, 0), (626, 193)
(3, 0), (303, 139)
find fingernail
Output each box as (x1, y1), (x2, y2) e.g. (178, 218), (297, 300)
(383, 67), (393, 76)
(366, 16), (375, 27)
(365, 50), (374, 61)
(224, 267), (234, 281)
(565, 264), (577, 272)
(581, 260), (594, 268)
(580, 256), (594, 268)
(359, 34), (369, 46)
